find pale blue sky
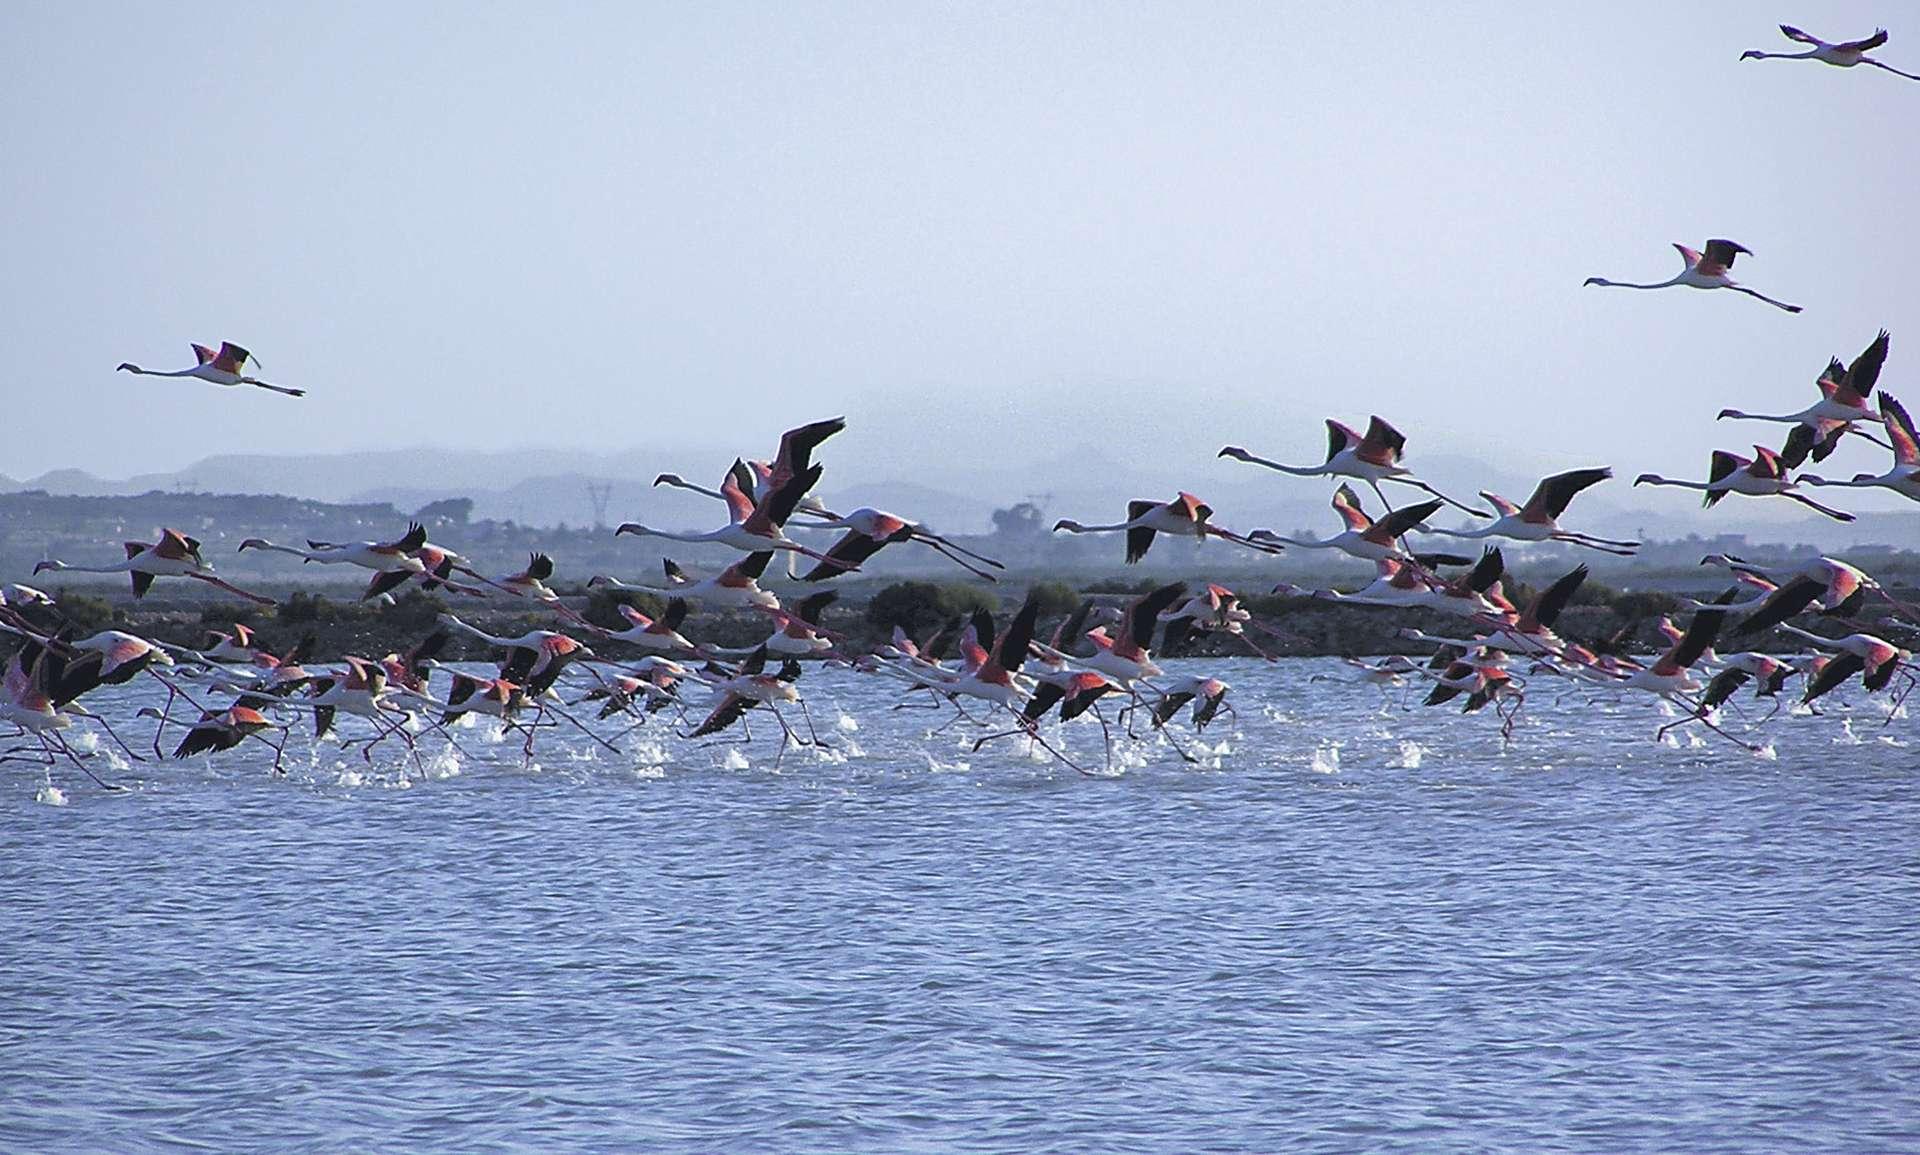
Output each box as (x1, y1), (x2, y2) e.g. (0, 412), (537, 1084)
(2, 3), (1915, 518)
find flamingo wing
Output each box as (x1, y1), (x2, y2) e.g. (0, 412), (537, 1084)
(1524, 467), (1611, 520)
(1330, 484), (1372, 532)
(1778, 24), (1821, 44)
(1880, 394), (1919, 465)
(1838, 329), (1890, 403)
(1837, 29), (1889, 53)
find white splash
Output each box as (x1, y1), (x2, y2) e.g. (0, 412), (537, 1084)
(35, 784), (68, 807)
(1394, 741), (1427, 769)
(1310, 742), (1342, 774)
(836, 712), (860, 732)
(419, 745), (462, 780)
(1752, 742), (1779, 761)
(720, 747), (752, 771)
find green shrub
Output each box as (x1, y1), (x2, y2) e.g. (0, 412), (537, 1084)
(867, 581), (998, 635)
(1026, 580), (1080, 618)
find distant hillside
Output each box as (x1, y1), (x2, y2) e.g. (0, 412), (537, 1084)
(7, 443), (1912, 552)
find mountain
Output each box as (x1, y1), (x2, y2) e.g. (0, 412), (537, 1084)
(4, 444), (1910, 552)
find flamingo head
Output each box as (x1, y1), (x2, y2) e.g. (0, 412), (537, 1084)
(31, 560), (66, 574)
(613, 523), (645, 536)
(1217, 446), (1251, 461)
(1051, 520), (1083, 533)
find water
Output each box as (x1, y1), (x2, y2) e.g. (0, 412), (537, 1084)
(4, 659), (1917, 1152)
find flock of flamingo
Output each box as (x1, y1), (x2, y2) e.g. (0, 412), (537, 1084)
(4, 23), (1917, 787)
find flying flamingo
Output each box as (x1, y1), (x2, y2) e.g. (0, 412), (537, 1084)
(1249, 486), (1442, 562)
(1420, 468), (1640, 555)
(1720, 333), (1893, 455)
(437, 614), (596, 695)
(1773, 626), (1912, 705)
(1220, 416), (1489, 516)
(116, 342), (304, 397)
(1052, 493), (1281, 563)
(1149, 675), (1233, 731)
(591, 598), (699, 654)
(798, 507), (1005, 582)
(1802, 393), (1920, 503)
(590, 552), (780, 611)
(1741, 25), (1920, 80)
(36, 529), (276, 604)
(616, 461), (853, 572)
(239, 523), (430, 575)
(1634, 447), (1855, 521)
(1584, 239), (1802, 313)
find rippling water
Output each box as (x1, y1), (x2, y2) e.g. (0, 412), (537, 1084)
(4, 659), (1917, 1152)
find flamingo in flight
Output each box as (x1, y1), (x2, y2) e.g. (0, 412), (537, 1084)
(1803, 393), (1920, 503)
(1220, 416), (1489, 517)
(116, 342), (304, 397)
(1773, 626), (1912, 705)
(1720, 332), (1894, 464)
(617, 460), (852, 571)
(239, 523), (430, 575)
(1052, 493), (1281, 564)
(1584, 239), (1802, 313)
(1421, 468), (1640, 555)
(35, 528), (275, 604)
(1635, 447), (1854, 521)
(1741, 25), (1920, 80)
(590, 553), (781, 611)
(799, 508), (1005, 582)
(652, 471), (1005, 582)
(1249, 485), (1441, 562)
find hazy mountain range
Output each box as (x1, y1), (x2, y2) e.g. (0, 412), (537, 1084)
(3, 445), (1912, 553)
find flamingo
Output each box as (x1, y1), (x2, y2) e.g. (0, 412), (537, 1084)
(35, 529), (276, 604)
(486, 553), (561, 602)
(1401, 563), (1591, 658)
(1220, 416), (1489, 516)
(1157, 583), (1277, 660)
(1697, 653), (1799, 716)
(1421, 468), (1640, 555)
(1584, 239), (1803, 313)
(1149, 675), (1233, 731)
(1064, 582), (1189, 687)
(164, 700), (279, 758)
(710, 591), (840, 659)
(798, 507), (1005, 582)
(1774, 626), (1911, 704)
(590, 552), (780, 611)
(1741, 25), (1920, 80)
(437, 614), (595, 695)
(1802, 393), (1920, 503)
(1052, 493), (1281, 563)
(592, 598), (699, 654)
(1720, 333), (1893, 454)
(116, 342), (305, 397)
(1276, 559), (1432, 609)
(239, 523), (429, 574)
(439, 674), (531, 727)
(616, 461), (852, 571)
(1698, 554), (1911, 635)
(1634, 447), (1854, 521)
(685, 648), (821, 759)
(1249, 486), (1442, 562)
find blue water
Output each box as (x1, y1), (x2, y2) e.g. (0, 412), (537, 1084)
(3, 659), (1917, 1152)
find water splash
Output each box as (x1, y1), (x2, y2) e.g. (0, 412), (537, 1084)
(1394, 741), (1427, 769)
(720, 748), (752, 771)
(1310, 742), (1342, 774)
(35, 784), (68, 807)
(836, 712), (860, 732)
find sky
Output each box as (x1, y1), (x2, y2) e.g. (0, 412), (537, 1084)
(3, 2), (1917, 524)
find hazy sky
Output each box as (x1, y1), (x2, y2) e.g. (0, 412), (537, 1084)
(3, 2), (1916, 518)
